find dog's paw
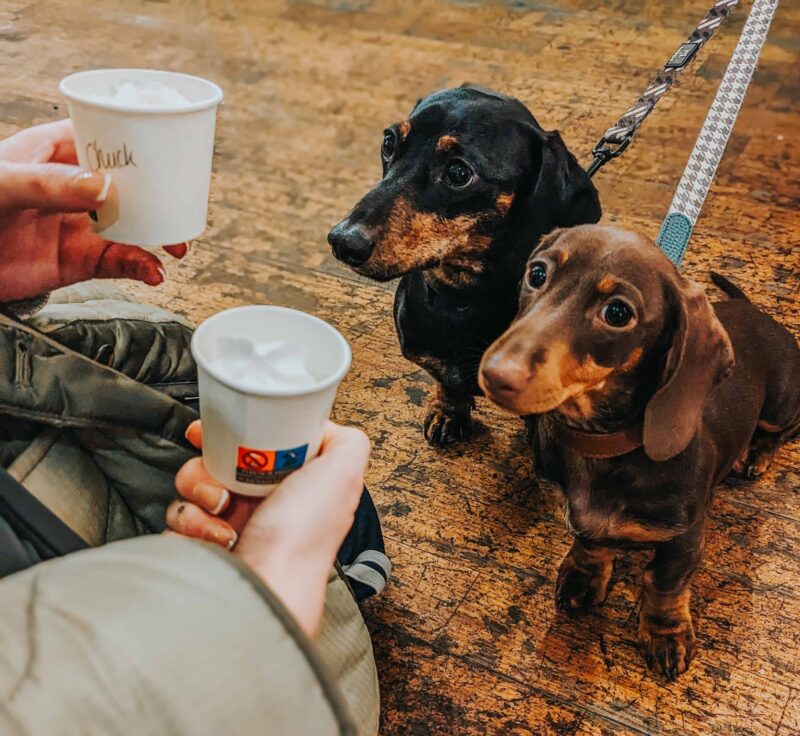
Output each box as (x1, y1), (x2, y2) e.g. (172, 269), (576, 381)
(744, 449), (775, 479)
(638, 619), (696, 681)
(555, 558), (610, 612)
(423, 405), (473, 446)
(730, 454), (748, 477)
(732, 445), (776, 479)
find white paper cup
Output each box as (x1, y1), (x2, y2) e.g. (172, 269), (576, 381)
(59, 68), (223, 248)
(191, 306), (352, 496)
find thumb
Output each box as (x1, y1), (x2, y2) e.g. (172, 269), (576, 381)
(0, 161), (111, 212)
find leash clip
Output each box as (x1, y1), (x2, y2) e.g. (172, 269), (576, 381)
(586, 135), (634, 178)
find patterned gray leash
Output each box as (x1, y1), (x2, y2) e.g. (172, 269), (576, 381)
(656, 0), (779, 265)
(586, 0), (740, 177)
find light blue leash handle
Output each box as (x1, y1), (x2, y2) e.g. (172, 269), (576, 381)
(656, 212), (693, 267)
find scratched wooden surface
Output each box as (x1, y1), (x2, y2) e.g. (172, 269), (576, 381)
(1, 0), (798, 733)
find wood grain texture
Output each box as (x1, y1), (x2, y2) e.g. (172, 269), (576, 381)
(0, 0), (797, 733)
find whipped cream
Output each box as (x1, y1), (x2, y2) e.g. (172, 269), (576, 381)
(90, 79), (192, 109)
(212, 337), (317, 393)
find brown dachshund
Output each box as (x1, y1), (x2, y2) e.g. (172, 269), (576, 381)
(478, 224), (800, 679)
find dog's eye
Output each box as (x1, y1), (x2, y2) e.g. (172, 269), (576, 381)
(444, 159), (473, 188)
(602, 300), (633, 327)
(527, 262), (547, 288)
(381, 130), (396, 159)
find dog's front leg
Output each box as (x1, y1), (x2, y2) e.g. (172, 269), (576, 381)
(423, 382), (475, 446)
(638, 527), (703, 681)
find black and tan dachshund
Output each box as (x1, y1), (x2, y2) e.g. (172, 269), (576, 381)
(328, 86), (600, 445)
(479, 224), (800, 679)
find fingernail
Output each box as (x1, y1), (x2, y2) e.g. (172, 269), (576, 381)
(97, 173), (112, 202)
(208, 525), (237, 550)
(140, 265), (164, 287)
(144, 264), (165, 286)
(73, 171), (112, 202)
(195, 482), (229, 515)
(211, 488), (230, 515)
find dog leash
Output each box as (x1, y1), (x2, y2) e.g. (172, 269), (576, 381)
(656, 0), (779, 265)
(586, 0), (740, 178)
(585, 0), (779, 266)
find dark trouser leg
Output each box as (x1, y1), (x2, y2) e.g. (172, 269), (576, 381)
(423, 382), (475, 447)
(638, 527), (703, 680)
(556, 538), (616, 611)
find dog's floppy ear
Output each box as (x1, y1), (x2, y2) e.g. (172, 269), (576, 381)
(643, 278), (735, 461)
(528, 130), (601, 227)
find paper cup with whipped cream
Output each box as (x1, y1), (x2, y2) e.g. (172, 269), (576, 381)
(191, 306), (352, 496)
(59, 68), (223, 248)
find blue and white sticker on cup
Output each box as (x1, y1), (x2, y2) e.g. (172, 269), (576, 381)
(236, 444), (309, 484)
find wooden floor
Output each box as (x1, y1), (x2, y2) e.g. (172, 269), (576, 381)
(2, 0), (798, 733)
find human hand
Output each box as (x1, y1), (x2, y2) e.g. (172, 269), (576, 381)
(0, 119), (188, 302)
(167, 420), (371, 637)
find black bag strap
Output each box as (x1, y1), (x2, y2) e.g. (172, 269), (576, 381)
(337, 486), (390, 602)
(0, 466), (88, 561)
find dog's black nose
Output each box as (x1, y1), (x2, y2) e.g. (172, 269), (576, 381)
(328, 221), (374, 267)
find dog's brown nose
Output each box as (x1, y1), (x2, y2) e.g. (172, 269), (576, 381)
(480, 354), (530, 399)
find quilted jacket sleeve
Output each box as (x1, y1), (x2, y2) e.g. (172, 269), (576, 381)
(0, 536), (357, 736)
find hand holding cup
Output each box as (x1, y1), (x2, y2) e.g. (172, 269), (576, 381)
(167, 419), (370, 637)
(0, 119), (188, 302)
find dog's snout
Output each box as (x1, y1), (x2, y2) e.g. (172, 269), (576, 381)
(328, 221), (375, 267)
(480, 353), (530, 399)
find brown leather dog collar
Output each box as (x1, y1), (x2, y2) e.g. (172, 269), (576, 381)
(549, 418), (643, 459)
